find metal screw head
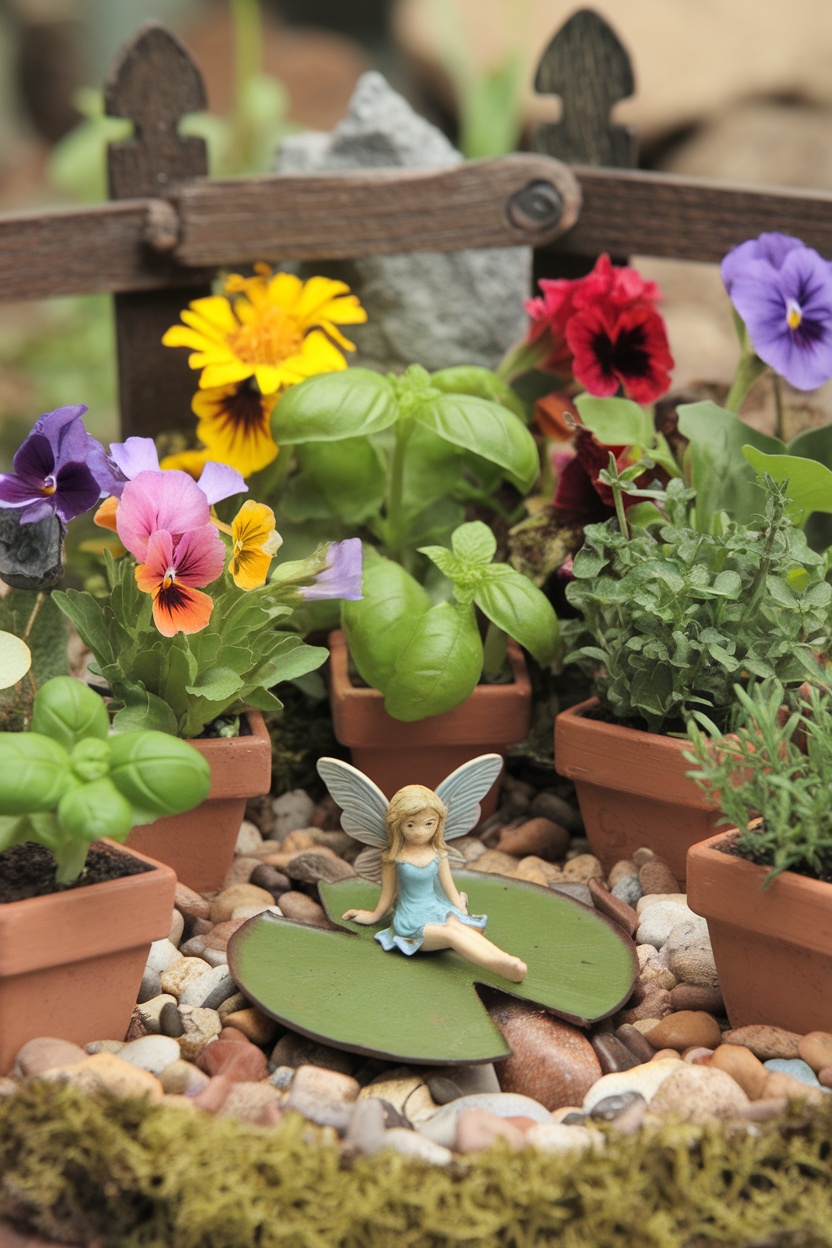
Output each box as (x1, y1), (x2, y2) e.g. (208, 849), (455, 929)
(508, 180), (564, 234)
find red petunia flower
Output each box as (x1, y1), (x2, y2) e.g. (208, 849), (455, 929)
(566, 302), (674, 406)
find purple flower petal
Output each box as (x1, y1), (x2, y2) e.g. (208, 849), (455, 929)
(109, 437), (161, 481)
(725, 238), (832, 390)
(52, 461), (104, 525)
(12, 433), (55, 488)
(721, 232), (804, 293)
(299, 539), (363, 601)
(197, 461), (247, 505)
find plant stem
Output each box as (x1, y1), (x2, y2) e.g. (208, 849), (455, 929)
(231, 0), (262, 170)
(482, 621), (508, 681)
(725, 350), (768, 413)
(53, 838), (89, 887)
(385, 416), (413, 562)
(772, 373), (785, 442)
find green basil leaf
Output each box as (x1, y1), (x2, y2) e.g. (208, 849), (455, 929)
(341, 557), (431, 692)
(272, 369), (398, 443)
(0, 733), (73, 814)
(57, 776), (133, 843)
(474, 567), (559, 666)
(430, 366), (527, 420)
(451, 521), (497, 565)
(384, 601), (483, 722)
(108, 732), (211, 817)
(414, 393), (538, 492)
(288, 438), (386, 524)
(30, 676), (110, 749)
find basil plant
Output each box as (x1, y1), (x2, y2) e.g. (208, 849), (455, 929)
(0, 677), (211, 884)
(273, 364), (559, 720)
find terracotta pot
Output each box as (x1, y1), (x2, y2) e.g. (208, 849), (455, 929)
(125, 710), (272, 894)
(0, 841), (175, 1075)
(554, 697), (720, 883)
(687, 831), (832, 1033)
(328, 630), (531, 815)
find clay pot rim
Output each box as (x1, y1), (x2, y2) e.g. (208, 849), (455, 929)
(689, 829), (832, 902)
(556, 696), (691, 754)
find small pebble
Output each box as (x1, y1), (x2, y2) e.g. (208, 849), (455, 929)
(722, 1025), (802, 1061)
(118, 1035), (181, 1076)
(160, 957), (214, 998)
(590, 1034), (641, 1075)
(13, 1037), (88, 1079)
(235, 820), (264, 855)
(561, 853), (603, 883)
(588, 1090), (646, 1122)
(798, 1031), (832, 1074)
(641, 1011), (722, 1052)
(495, 817), (570, 862)
(146, 939), (183, 975)
(179, 965), (237, 1010)
(548, 881), (593, 906)
(276, 891), (331, 926)
(636, 900), (697, 949)
(587, 878), (638, 936)
(160, 1059), (209, 1096)
(638, 858), (680, 895)
(419, 1093), (552, 1149)
(271, 789), (315, 838)
(608, 859), (639, 888)
(646, 1064), (750, 1123)
(249, 863), (291, 898)
(44, 1052), (164, 1102)
(283, 1065), (361, 1131)
(763, 1058), (823, 1087)
(174, 883), (211, 924)
(455, 1108), (527, 1153)
(583, 1059), (681, 1112)
(199, 1041), (268, 1083)
(707, 1045), (769, 1099)
(380, 1128), (454, 1166)
(210, 883), (275, 924)
(664, 917), (719, 989)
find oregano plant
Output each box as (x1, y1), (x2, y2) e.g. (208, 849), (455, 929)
(564, 473), (832, 733)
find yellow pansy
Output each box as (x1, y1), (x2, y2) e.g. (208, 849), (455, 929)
(190, 383), (278, 479)
(229, 500), (283, 590)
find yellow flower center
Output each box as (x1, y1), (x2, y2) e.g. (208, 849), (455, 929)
(162, 568), (176, 589)
(42, 475), (57, 496)
(786, 299), (803, 331)
(228, 306), (303, 367)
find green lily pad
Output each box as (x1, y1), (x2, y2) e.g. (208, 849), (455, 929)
(227, 872), (637, 1064)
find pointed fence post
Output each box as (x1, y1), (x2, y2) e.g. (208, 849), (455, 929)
(531, 8), (636, 282)
(105, 22), (212, 439)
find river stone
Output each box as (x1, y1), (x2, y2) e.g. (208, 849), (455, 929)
(647, 1064), (750, 1122)
(638, 858), (680, 895)
(344, 1096), (389, 1155)
(236, 819), (263, 855)
(359, 1071), (437, 1122)
(270, 1032), (355, 1075)
(761, 1070), (826, 1103)
(611, 875), (643, 907)
(707, 1044), (768, 1099)
(526, 1121), (603, 1154)
(44, 1052), (164, 1101)
(636, 899), (697, 948)
(174, 883), (211, 924)
(562, 853), (604, 883)
(199, 1040), (268, 1083)
(249, 863), (292, 898)
(222, 1007), (279, 1047)
(590, 1033), (641, 1074)
(13, 1037), (88, 1079)
(664, 916), (719, 988)
(138, 968), (162, 1003)
(271, 789), (316, 839)
(583, 1059), (682, 1112)
(488, 1000), (602, 1110)
(160, 1059), (209, 1096)
(146, 939), (183, 975)
(284, 1065), (361, 1131)
(588, 1090), (646, 1122)
(220, 1081), (283, 1125)
(176, 1005), (223, 1061)
(274, 71), (529, 374)
(285, 848), (357, 885)
(276, 891), (330, 925)
(641, 1010), (722, 1052)
(455, 1108), (527, 1153)
(426, 1063), (500, 1102)
(381, 1128), (454, 1166)
(615, 1024), (657, 1064)
(722, 1025), (802, 1060)
(160, 957), (214, 999)
(495, 817), (570, 861)
(548, 880), (593, 906)
(609, 859), (639, 887)
(798, 1031), (832, 1073)
(528, 791), (583, 833)
(118, 1035), (181, 1076)
(419, 1093), (552, 1148)
(670, 983), (725, 1014)
(210, 883), (275, 923)
(764, 1058), (824, 1087)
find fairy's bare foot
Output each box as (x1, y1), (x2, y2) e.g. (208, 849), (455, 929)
(503, 956), (528, 983)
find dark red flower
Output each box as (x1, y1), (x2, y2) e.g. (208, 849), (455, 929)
(566, 302), (674, 405)
(552, 428), (646, 524)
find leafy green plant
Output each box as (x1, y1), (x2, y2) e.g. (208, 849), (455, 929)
(228, 870), (637, 1063)
(275, 364), (558, 720)
(0, 677), (210, 884)
(564, 473), (832, 733)
(55, 548), (328, 740)
(685, 679), (832, 886)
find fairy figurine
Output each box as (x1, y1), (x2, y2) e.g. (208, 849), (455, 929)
(316, 755), (528, 983)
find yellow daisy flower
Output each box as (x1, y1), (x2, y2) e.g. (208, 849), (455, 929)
(229, 500), (283, 590)
(189, 383), (278, 479)
(162, 267), (367, 396)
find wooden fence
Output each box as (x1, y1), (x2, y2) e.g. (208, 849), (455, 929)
(2, 8), (832, 438)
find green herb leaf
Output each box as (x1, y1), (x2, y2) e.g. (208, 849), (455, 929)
(383, 601), (483, 721)
(575, 394), (655, 447)
(341, 557), (431, 692)
(474, 567), (559, 666)
(272, 370), (398, 443)
(30, 676), (110, 749)
(414, 393), (539, 492)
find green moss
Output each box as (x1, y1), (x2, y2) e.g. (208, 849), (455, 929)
(0, 590), (69, 731)
(2, 1083), (832, 1247)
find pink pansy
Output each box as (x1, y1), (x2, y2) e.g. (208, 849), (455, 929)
(135, 525), (225, 637)
(116, 470), (211, 562)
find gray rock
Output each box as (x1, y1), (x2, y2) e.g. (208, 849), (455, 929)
(588, 1091), (647, 1122)
(611, 875), (643, 907)
(426, 1062), (500, 1103)
(235, 819), (263, 855)
(137, 968), (162, 1004)
(664, 915), (719, 988)
(118, 1035), (181, 1076)
(528, 791), (583, 834)
(283, 1065), (361, 1132)
(274, 71), (529, 374)
(269, 1032), (355, 1075)
(343, 1096), (389, 1155)
(764, 1058), (825, 1087)
(271, 789), (315, 840)
(178, 965), (236, 1010)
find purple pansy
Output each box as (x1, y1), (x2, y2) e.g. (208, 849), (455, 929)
(108, 437), (246, 504)
(299, 539), (363, 601)
(0, 405), (119, 525)
(721, 233), (832, 390)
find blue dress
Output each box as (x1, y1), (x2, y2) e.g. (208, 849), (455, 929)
(375, 853), (487, 956)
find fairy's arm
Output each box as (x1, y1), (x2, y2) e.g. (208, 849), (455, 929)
(342, 861), (397, 924)
(437, 854), (468, 914)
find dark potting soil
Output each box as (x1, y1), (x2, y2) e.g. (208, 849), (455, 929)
(0, 841), (154, 904)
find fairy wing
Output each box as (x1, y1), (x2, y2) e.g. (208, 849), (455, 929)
(316, 757), (389, 849)
(436, 753), (503, 840)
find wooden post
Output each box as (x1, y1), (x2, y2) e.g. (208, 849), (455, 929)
(531, 8), (637, 282)
(105, 22), (213, 439)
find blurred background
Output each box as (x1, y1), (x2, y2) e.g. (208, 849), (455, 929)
(2, 0), (832, 450)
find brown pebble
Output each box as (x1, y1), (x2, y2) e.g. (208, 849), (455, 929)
(587, 878), (638, 937)
(632, 848), (655, 867)
(737, 1096), (791, 1123)
(250, 863), (291, 897)
(216, 1027), (253, 1045)
(456, 1108), (526, 1153)
(190, 917), (214, 937)
(642, 1011), (722, 1052)
(617, 988), (673, 1025)
(488, 1000), (601, 1111)
(817, 1066), (832, 1089)
(470, 849), (521, 876)
(202, 919), (248, 952)
(590, 1033), (641, 1075)
(309, 794), (341, 830)
(280, 829), (318, 854)
(495, 817), (570, 862)
(722, 1025), (802, 1061)
(614, 1024), (657, 1064)
(669, 984), (725, 1015)
(708, 1045), (768, 1099)
(513, 856), (561, 886)
(649, 1048), (683, 1062)
(276, 891), (332, 926)
(175, 883), (211, 924)
(798, 1031), (832, 1074)
(222, 1008), (279, 1047)
(198, 1042), (268, 1083)
(285, 848), (356, 885)
(210, 883), (275, 924)
(562, 853), (603, 883)
(638, 858), (680, 895)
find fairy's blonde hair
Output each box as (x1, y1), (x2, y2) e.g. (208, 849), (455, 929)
(384, 785), (448, 862)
